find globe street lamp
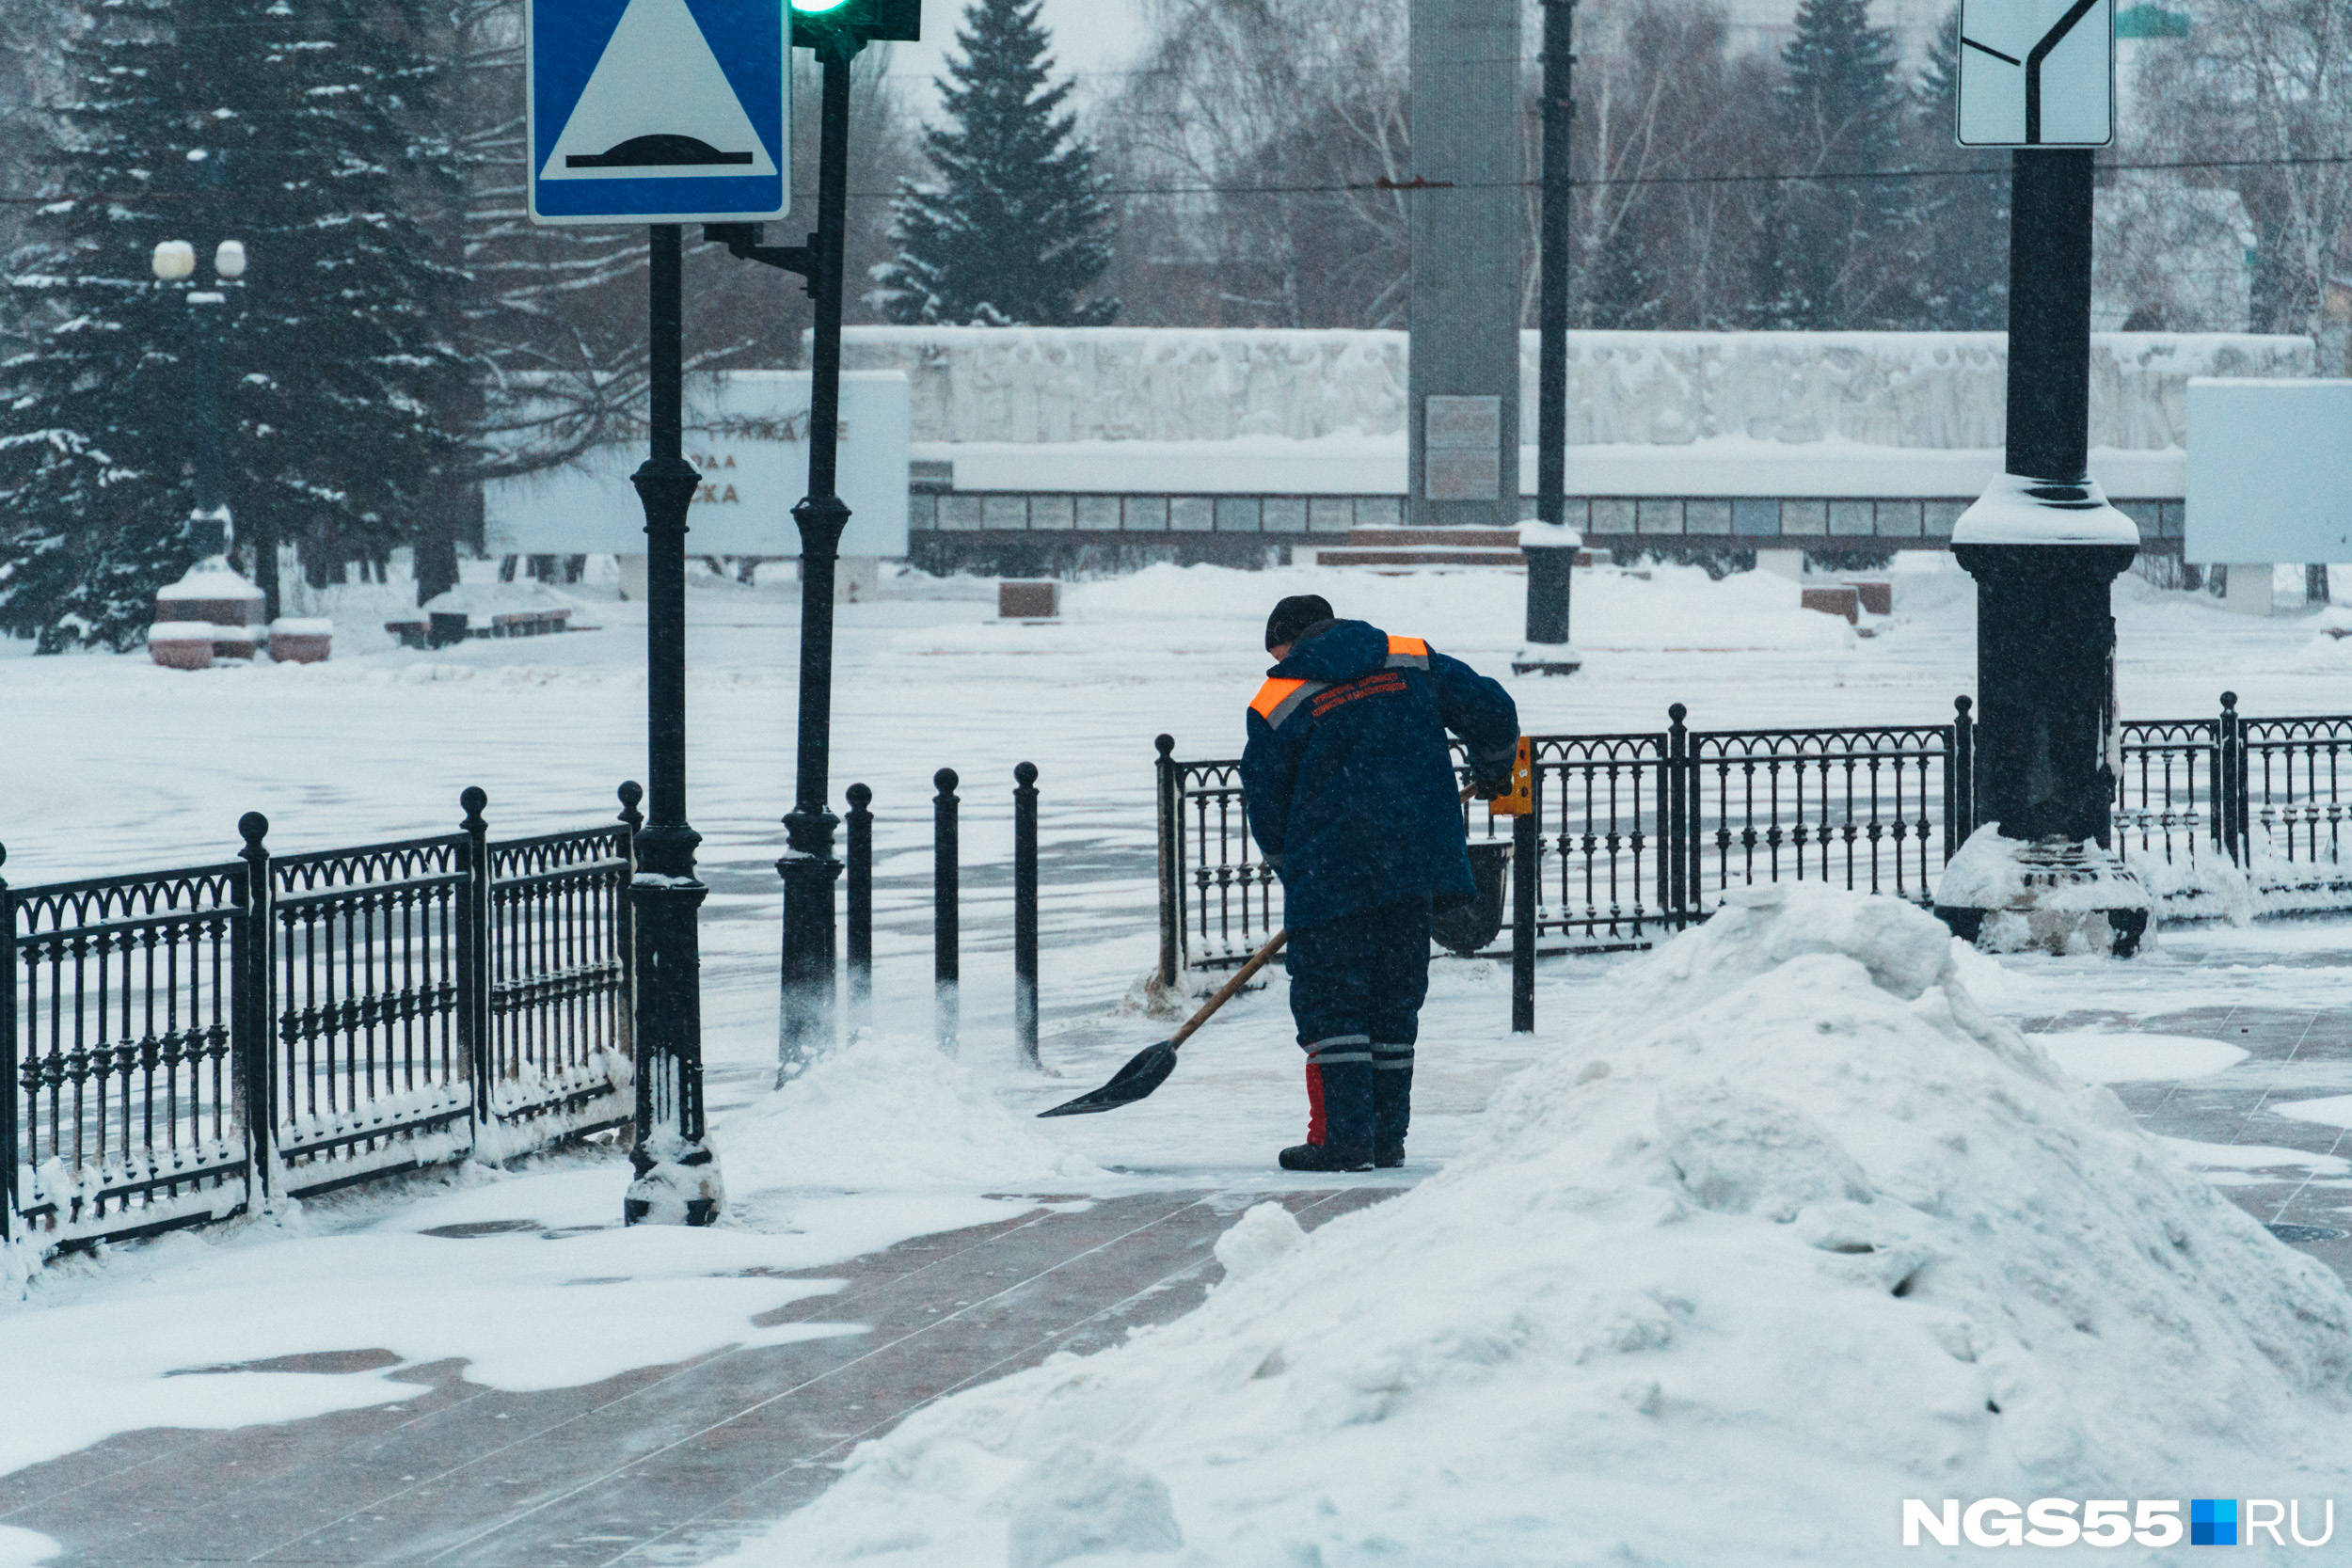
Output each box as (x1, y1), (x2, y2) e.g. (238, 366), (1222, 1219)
(151, 232), (270, 615)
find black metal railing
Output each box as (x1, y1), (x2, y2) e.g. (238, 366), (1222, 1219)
(1156, 704), (1979, 976)
(5, 789), (637, 1252)
(268, 824), (472, 1194)
(2115, 694), (2352, 903)
(1685, 716), (1959, 909)
(483, 813), (635, 1148)
(2240, 710), (2352, 886)
(2, 857), (250, 1243)
(1160, 693), (2352, 975)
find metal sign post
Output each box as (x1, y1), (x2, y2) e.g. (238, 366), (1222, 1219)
(529, 0), (795, 1224)
(1938, 7), (2145, 956)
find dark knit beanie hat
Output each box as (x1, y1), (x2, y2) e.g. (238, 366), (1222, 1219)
(1264, 594), (1336, 652)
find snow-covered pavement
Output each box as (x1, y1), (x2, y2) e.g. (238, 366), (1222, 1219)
(7, 558), (2352, 1563)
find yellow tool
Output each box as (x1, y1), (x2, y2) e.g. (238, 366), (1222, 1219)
(1488, 736), (1534, 817)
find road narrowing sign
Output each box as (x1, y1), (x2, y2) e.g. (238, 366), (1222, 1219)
(1955, 0), (2115, 148)
(529, 0), (788, 226)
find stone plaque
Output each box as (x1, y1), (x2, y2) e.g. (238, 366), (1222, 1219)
(1425, 395), (1502, 450)
(1426, 451), (1502, 501)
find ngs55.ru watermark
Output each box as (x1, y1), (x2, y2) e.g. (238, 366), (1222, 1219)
(1903, 1498), (2335, 1547)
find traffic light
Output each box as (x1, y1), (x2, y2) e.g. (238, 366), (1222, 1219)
(789, 0), (920, 46)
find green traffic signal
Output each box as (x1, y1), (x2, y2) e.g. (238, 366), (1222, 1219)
(788, 0), (920, 43)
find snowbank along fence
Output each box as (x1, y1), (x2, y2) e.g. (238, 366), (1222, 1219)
(1157, 692), (2352, 979)
(2, 788), (636, 1252)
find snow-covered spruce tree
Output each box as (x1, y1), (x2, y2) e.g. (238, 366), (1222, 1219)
(1748, 0), (1914, 329)
(1904, 13), (2008, 331)
(0, 0), (464, 651)
(875, 0), (1116, 326)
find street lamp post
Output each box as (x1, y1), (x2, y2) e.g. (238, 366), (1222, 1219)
(1936, 148), (2150, 957)
(622, 226), (723, 1226)
(151, 233), (257, 605)
(1516, 0), (1582, 678)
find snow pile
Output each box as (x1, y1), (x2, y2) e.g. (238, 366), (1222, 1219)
(1209, 1201), (1305, 1282)
(724, 1029), (1105, 1194)
(720, 886), (2352, 1567)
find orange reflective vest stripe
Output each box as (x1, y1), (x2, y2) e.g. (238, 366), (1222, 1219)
(1250, 677), (1307, 720)
(1385, 635), (1430, 669)
(1249, 676), (1327, 730)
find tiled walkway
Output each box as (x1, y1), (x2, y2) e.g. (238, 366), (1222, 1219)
(0, 1189), (1390, 1567)
(2018, 996), (2352, 1282)
(12, 950), (2352, 1567)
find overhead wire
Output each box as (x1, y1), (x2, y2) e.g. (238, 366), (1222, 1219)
(1, 151), (2345, 207)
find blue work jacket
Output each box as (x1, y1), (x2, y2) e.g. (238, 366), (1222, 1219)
(1241, 620), (1519, 930)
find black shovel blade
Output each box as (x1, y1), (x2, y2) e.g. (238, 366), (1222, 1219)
(1036, 1037), (1180, 1117)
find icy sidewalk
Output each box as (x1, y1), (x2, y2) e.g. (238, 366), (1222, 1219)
(0, 1188), (1388, 1568)
(707, 890), (2352, 1568)
(5, 907), (2352, 1567)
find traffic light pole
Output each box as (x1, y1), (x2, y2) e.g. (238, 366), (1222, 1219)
(1937, 148), (2148, 957)
(1517, 0), (1581, 678)
(710, 4), (918, 1074)
(778, 36), (860, 1074)
(624, 223), (723, 1224)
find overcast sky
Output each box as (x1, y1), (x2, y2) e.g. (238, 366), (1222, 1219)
(879, 0), (1153, 115)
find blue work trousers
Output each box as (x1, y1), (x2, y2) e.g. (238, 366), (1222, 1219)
(1285, 897), (1430, 1149)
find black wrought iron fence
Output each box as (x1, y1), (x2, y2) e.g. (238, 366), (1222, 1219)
(1160, 692), (2352, 976)
(1157, 702), (1979, 977)
(4, 788), (637, 1252)
(269, 825), (473, 1194)
(2114, 715), (2222, 870)
(2241, 710), (2352, 890)
(483, 812), (635, 1148)
(2115, 695), (2352, 904)
(2, 858), (251, 1243)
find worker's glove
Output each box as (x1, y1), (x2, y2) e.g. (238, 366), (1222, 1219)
(1471, 771), (1513, 801)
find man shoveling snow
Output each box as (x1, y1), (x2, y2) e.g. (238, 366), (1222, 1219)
(714, 886), (2352, 1567)
(1243, 594), (1518, 1173)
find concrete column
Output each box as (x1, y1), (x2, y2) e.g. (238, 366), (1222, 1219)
(1756, 548), (1804, 582)
(2223, 563), (2274, 616)
(1408, 0), (1521, 533)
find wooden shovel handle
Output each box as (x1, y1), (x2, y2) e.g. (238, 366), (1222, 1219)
(1170, 928), (1290, 1051)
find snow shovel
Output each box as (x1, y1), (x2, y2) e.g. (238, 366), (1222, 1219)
(1037, 929), (1291, 1117)
(1038, 783), (1487, 1118)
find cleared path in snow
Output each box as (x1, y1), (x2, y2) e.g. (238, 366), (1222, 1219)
(0, 1188), (1391, 1568)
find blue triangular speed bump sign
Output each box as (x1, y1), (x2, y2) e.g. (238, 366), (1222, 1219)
(529, 0), (788, 226)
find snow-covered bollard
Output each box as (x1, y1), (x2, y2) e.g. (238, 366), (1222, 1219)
(268, 617), (333, 663)
(1512, 520), (1582, 676)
